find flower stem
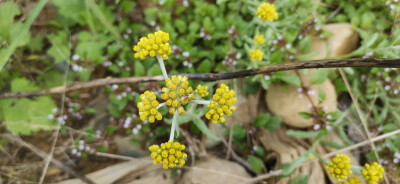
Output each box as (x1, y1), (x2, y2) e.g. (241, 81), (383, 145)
(191, 100), (211, 105)
(156, 55), (168, 80)
(169, 111), (179, 141)
(157, 102), (166, 109)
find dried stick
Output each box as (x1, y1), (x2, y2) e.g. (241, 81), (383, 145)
(1, 58), (400, 99)
(1, 134), (95, 184)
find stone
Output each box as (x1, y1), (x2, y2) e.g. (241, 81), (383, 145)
(306, 23), (359, 60)
(266, 70), (337, 128)
(182, 156), (251, 184)
(266, 23), (359, 128)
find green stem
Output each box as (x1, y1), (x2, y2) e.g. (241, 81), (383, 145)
(169, 111), (179, 141)
(191, 100), (211, 105)
(156, 55), (168, 80)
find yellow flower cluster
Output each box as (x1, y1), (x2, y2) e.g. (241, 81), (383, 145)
(361, 162), (384, 184)
(325, 154), (352, 180)
(133, 30), (172, 60)
(149, 140), (187, 169)
(137, 91), (162, 123)
(205, 84), (237, 124)
(195, 84), (209, 97)
(249, 49), (263, 62)
(338, 177), (362, 184)
(254, 35), (265, 45)
(161, 75), (194, 115)
(256, 2), (279, 22)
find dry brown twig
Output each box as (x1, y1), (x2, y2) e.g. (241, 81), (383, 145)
(1, 134), (95, 184)
(1, 58), (400, 99)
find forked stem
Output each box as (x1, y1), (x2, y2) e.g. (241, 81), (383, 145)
(156, 55), (168, 80)
(169, 111), (179, 141)
(191, 100), (211, 105)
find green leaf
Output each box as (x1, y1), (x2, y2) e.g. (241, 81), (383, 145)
(197, 59), (212, 73)
(134, 61), (145, 76)
(0, 0), (48, 72)
(1, 96), (57, 135)
(382, 124), (399, 133)
(254, 146), (266, 157)
(318, 88), (326, 104)
(11, 78), (39, 92)
(276, 74), (301, 87)
(280, 152), (309, 177)
(0, 1), (21, 42)
(47, 31), (70, 63)
(310, 69), (329, 84)
(298, 112), (313, 119)
(120, 0), (136, 13)
(286, 130), (320, 139)
(266, 116), (282, 130)
(298, 36), (311, 53)
(192, 117), (220, 141)
(106, 125), (116, 135)
(254, 113), (270, 127)
(85, 0), (122, 41)
(27, 35), (44, 52)
(290, 175), (308, 184)
(248, 155), (264, 173)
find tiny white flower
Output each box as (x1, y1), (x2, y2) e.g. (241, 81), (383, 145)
(78, 144), (84, 150)
(72, 54), (80, 61)
(326, 125), (332, 130)
(71, 149), (77, 155)
(307, 104), (313, 109)
(394, 158), (399, 164)
(297, 88), (303, 92)
(264, 75), (270, 80)
(307, 90), (315, 96)
(52, 108), (58, 113)
(384, 85), (391, 91)
(285, 44), (292, 49)
(236, 52), (242, 59)
(132, 128), (139, 134)
(385, 77), (391, 82)
(136, 124), (142, 129)
(394, 89), (399, 95)
(150, 21), (156, 26)
(123, 34), (128, 39)
(182, 51), (190, 57)
(326, 115), (332, 120)
(313, 124), (321, 130)
(48, 114), (54, 119)
(126, 29), (132, 34)
(76, 152), (81, 157)
(112, 84), (118, 90)
(79, 140), (85, 145)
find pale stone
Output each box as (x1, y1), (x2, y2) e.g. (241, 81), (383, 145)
(182, 156), (251, 184)
(307, 23), (359, 60)
(266, 23), (359, 128)
(266, 70), (337, 128)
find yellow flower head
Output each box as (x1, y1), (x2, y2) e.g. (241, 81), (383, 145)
(325, 154), (352, 180)
(149, 140), (187, 169)
(205, 84), (237, 124)
(256, 2), (279, 22)
(161, 75), (194, 115)
(338, 176), (362, 184)
(254, 35), (265, 45)
(195, 84), (209, 97)
(137, 91), (162, 123)
(361, 162), (384, 184)
(133, 30), (172, 60)
(249, 49), (263, 62)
